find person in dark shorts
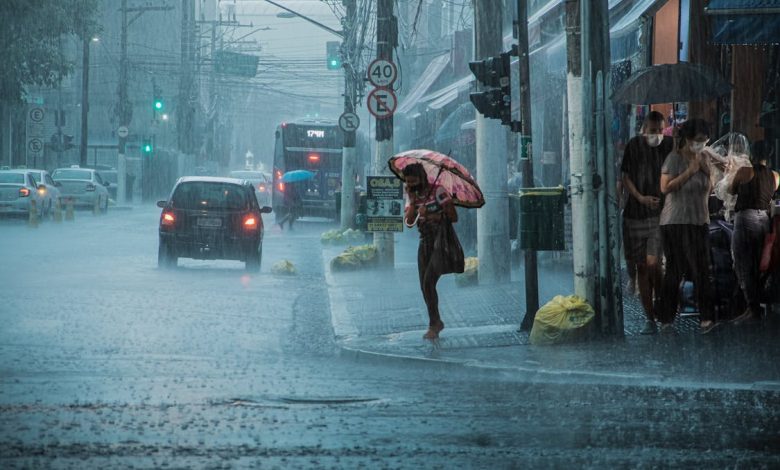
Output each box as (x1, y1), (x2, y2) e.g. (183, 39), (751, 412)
(621, 111), (673, 334)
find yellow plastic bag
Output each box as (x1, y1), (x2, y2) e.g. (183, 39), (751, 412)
(271, 260), (297, 275)
(330, 244), (378, 272)
(529, 295), (595, 345)
(455, 257), (479, 287)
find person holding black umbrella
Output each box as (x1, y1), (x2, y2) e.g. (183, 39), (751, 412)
(621, 111), (673, 334)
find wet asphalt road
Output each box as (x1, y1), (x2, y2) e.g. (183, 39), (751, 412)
(0, 207), (778, 468)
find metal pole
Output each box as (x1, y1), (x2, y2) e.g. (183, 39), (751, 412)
(80, 36), (89, 168)
(373, 0), (395, 267)
(516, 0), (539, 331)
(117, 0), (128, 205)
(473, 0), (510, 284)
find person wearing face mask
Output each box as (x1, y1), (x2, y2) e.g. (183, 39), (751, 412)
(658, 118), (717, 334)
(620, 111), (673, 334)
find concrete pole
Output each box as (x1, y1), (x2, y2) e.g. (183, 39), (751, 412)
(565, 0), (594, 303)
(117, 0), (128, 205)
(373, 0), (395, 267)
(79, 35), (89, 168)
(340, 0), (357, 229)
(474, 0), (510, 284)
(583, 0), (623, 335)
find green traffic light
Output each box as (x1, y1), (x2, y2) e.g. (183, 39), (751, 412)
(142, 143), (153, 153)
(154, 100), (163, 110)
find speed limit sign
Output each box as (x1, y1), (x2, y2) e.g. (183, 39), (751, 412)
(367, 59), (397, 87)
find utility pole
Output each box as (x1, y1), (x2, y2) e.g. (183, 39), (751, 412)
(473, 0), (510, 284)
(116, 0), (129, 205)
(340, 0), (358, 229)
(565, 0), (594, 305)
(372, 0), (396, 267)
(582, 0), (623, 335)
(178, 0), (195, 159)
(566, 0), (622, 334)
(79, 34), (90, 168)
(516, 0), (539, 331)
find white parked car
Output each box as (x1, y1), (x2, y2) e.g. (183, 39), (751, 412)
(51, 167), (110, 212)
(229, 170), (272, 206)
(27, 169), (63, 215)
(0, 169), (46, 218)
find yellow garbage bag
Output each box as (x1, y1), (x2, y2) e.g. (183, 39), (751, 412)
(330, 244), (378, 271)
(455, 257), (479, 287)
(529, 295), (595, 345)
(271, 260), (297, 275)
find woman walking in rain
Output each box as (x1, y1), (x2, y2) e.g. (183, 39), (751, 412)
(658, 119), (717, 333)
(403, 163), (461, 340)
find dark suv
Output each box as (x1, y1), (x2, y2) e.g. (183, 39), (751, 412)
(157, 177), (272, 271)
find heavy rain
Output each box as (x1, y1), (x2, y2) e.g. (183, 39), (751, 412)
(1, 0), (779, 467)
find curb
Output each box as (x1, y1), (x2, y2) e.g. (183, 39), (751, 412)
(321, 245), (780, 393)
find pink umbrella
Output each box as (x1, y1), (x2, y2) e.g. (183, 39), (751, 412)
(388, 149), (485, 208)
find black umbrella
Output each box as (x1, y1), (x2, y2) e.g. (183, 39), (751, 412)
(611, 62), (732, 105)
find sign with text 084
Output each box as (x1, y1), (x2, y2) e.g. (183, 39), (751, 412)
(366, 176), (404, 232)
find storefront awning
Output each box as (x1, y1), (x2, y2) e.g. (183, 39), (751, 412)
(705, 0), (780, 45)
(424, 75), (474, 110)
(396, 53), (450, 115)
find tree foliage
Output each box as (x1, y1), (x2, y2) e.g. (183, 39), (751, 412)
(0, 0), (100, 104)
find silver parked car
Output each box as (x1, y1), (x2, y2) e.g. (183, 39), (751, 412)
(229, 170), (272, 207)
(28, 169), (63, 216)
(51, 167), (110, 212)
(0, 170), (46, 217)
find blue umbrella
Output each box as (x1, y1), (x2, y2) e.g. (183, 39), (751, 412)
(281, 170), (315, 183)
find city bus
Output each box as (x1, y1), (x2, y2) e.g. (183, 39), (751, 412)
(272, 119), (344, 221)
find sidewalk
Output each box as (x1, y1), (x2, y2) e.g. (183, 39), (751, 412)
(323, 231), (780, 391)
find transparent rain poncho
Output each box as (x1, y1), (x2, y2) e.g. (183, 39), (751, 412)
(706, 132), (753, 220)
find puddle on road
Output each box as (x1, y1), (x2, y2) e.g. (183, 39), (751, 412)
(225, 395), (382, 408)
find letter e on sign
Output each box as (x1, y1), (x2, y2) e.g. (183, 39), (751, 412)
(367, 88), (397, 120)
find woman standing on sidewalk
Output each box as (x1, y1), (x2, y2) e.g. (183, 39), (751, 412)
(729, 141), (780, 324)
(403, 163), (461, 340)
(658, 119), (717, 333)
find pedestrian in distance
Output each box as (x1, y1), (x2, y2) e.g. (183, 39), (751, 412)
(658, 118), (717, 334)
(278, 181), (302, 231)
(729, 140), (780, 325)
(403, 163), (461, 340)
(621, 111), (674, 335)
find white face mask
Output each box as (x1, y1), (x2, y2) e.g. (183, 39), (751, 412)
(689, 142), (706, 153)
(644, 134), (663, 147)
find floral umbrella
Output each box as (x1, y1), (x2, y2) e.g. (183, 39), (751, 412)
(388, 149), (485, 208)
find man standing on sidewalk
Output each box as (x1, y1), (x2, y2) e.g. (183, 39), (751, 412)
(621, 111), (673, 334)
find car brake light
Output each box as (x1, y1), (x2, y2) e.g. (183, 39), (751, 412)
(244, 216), (257, 229)
(19, 188), (30, 197)
(161, 212), (175, 226)
(308, 153), (321, 163)
(278, 182), (285, 192)
(258, 184), (266, 192)
(86, 183), (96, 191)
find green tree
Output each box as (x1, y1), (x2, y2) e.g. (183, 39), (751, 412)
(0, 0), (100, 104)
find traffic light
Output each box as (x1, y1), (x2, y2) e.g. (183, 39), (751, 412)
(142, 138), (153, 155)
(153, 96), (163, 112)
(326, 41), (341, 70)
(469, 51), (512, 126)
